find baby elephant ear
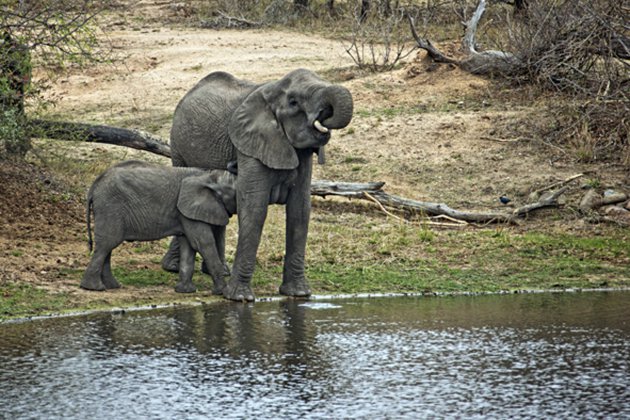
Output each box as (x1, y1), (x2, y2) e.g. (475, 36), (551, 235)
(228, 85), (299, 170)
(178, 174), (230, 226)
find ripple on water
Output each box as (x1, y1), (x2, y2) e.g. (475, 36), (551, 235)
(1, 292), (629, 419)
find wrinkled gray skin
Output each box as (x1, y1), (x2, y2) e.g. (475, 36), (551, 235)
(163, 69), (353, 302)
(81, 160), (237, 294)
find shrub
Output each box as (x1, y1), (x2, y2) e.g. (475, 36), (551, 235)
(499, 0), (629, 164)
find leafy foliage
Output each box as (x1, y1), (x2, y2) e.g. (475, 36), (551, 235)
(0, 0), (113, 159)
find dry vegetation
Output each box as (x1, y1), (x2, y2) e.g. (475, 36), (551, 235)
(1, 0), (629, 319)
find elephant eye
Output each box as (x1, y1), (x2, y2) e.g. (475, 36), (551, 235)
(287, 97), (298, 108)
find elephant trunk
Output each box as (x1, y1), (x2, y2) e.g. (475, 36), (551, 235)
(318, 85), (353, 130)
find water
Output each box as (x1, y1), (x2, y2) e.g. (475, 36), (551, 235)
(1, 292), (629, 419)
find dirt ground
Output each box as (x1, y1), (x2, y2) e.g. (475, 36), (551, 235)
(1, 1), (628, 314)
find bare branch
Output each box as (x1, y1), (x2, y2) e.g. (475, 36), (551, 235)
(407, 14), (460, 65)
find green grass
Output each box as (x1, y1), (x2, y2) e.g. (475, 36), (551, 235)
(112, 267), (220, 292)
(0, 283), (70, 320)
(2, 226), (628, 321)
(238, 221), (630, 297)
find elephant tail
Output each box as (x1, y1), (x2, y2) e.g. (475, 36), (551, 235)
(86, 192), (94, 253)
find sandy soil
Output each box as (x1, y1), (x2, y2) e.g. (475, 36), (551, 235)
(1, 1), (628, 314)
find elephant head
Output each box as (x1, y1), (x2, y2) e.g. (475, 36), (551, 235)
(228, 69), (353, 170)
(177, 170), (237, 226)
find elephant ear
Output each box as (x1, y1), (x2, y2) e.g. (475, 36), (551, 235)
(228, 84), (299, 170)
(177, 174), (230, 226)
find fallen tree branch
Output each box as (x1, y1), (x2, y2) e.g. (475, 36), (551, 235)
(312, 180), (573, 224)
(530, 173), (584, 197)
(200, 11), (262, 29)
(408, 0), (519, 75)
(311, 180), (386, 197)
(363, 191), (404, 222)
(513, 187), (568, 217)
(430, 214), (469, 225)
(370, 190), (514, 223)
(479, 136), (523, 143)
(406, 15), (460, 65)
(28, 119), (172, 158)
(216, 11), (262, 27)
(312, 180), (515, 224)
(459, 0), (518, 74)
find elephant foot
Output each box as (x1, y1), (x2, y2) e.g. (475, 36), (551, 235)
(212, 280), (227, 296)
(80, 276), (106, 291)
(223, 279), (255, 302)
(102, 276), (121, 290)
(175, 281), (197, 293)
(279, 279), (311, 298)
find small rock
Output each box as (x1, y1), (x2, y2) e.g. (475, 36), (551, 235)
(624, 200), (630, 211)
(579, 190), (602, 212)
(601, 191), (628, 205)
(601, 205), (630, 223)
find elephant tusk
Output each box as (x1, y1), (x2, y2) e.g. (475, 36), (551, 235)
(314, 120), (329, 134)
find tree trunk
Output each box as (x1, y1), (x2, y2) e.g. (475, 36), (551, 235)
(0, 32), (32, 157)
(408, 0), (519, 76)
(28, 119), (172, 158)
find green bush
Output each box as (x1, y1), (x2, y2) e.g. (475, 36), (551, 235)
(0, 108), (29, 159)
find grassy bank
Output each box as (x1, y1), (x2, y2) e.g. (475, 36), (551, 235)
(2, 214), (628, 321)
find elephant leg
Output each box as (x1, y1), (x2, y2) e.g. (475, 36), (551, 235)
(280, 153), (312, 298)
(188, 225), (227, 295)
(161, 236), (180, 273)
(175, 236), (197, 293)
(81, 247), (109, 291)
(223, 169), (272, 302)
(101, 252), (121, 289)
(212, 224), (231, 278)
(200, 226), (228, 278)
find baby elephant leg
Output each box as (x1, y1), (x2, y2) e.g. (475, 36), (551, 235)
(184, 222), (226, 295)
(201, 225), (230, 278)
(175, 236), (197, 293)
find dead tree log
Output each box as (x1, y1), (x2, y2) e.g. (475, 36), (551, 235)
(512, 187), (568, 217)
(312, 180), (516, 224)
(408, 0), (519, 75)
(312, 180), (572, 224)
(28, 119), (172, 158)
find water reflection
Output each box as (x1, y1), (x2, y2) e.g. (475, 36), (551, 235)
(1, 292), (629, 419)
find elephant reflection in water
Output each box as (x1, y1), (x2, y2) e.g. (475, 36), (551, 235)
(162, 69), (354, 301)
(84, 302), (327, 377)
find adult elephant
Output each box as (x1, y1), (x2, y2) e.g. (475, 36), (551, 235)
(162, 69), (353, 302)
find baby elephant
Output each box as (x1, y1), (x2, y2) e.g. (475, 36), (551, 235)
(81, 160), (237, 294)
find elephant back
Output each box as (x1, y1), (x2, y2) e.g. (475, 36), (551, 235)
(170, 72), (258, 170)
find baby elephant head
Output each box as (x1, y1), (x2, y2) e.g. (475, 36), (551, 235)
(177, 170), (237, 226)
